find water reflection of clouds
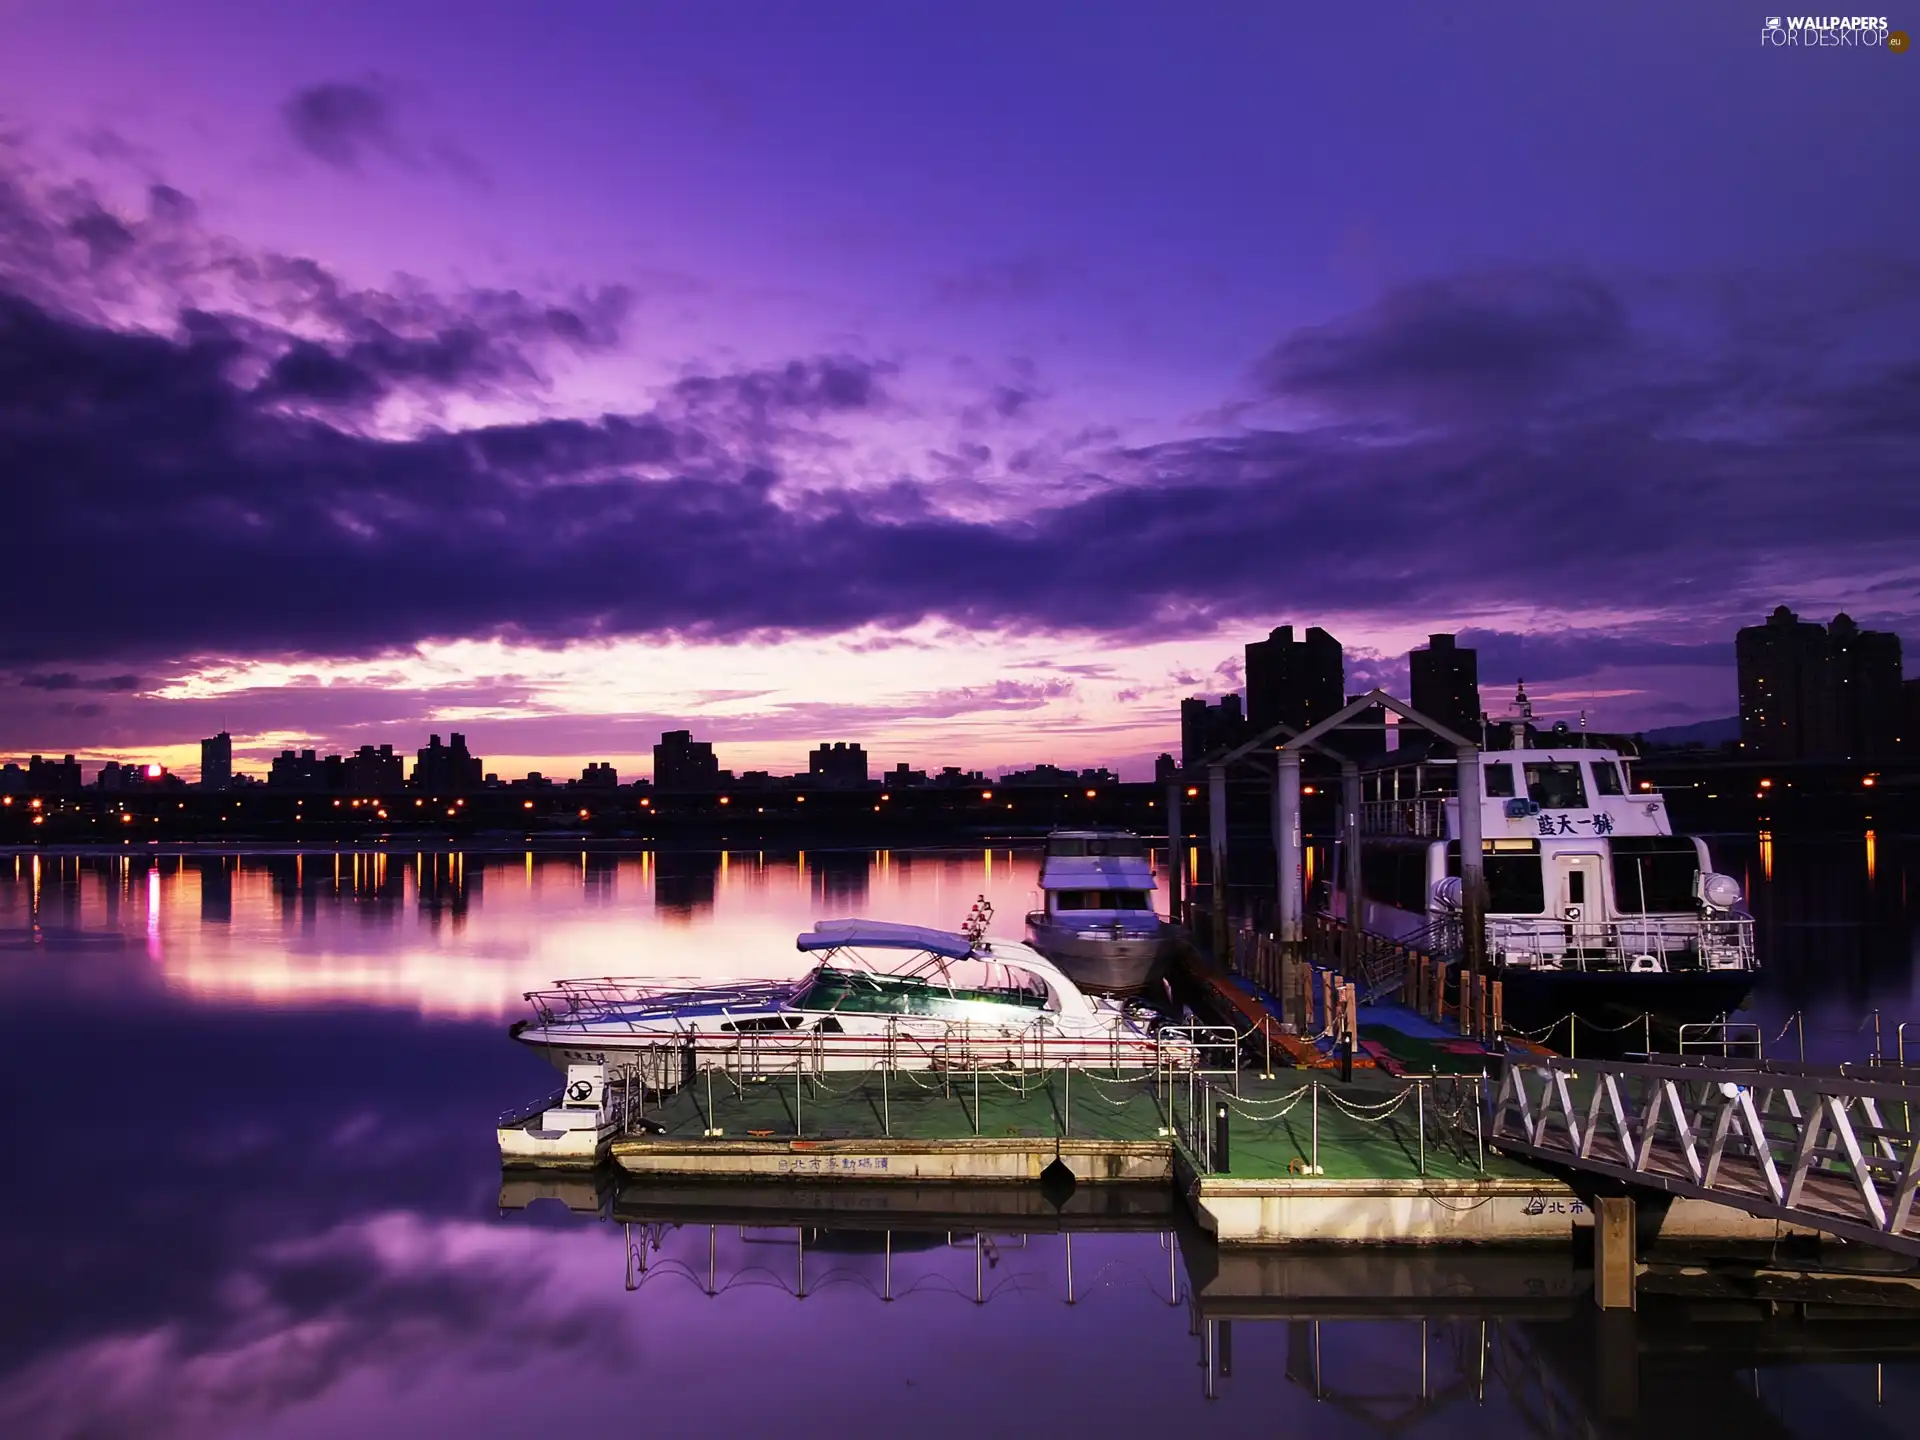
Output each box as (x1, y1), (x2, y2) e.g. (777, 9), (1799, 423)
(0, 849), (1046, 1017)
(0, 1215), (639, 1440)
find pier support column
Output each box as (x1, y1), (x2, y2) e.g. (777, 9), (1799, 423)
(1166, 781), (1184, 925)
(1341, 761), (1362, 975)
(1454, 743), (1488, 1035)
(1274, 750), (1303, 963)
(1595, 1195), (1636, 1311)
(1208, 763), (1229, 963)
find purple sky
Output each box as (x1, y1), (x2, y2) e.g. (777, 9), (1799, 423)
(1, 2), (1916, 781)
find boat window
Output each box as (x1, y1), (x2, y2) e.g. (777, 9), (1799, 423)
(1589, 760), (1624, 796)
(1610, 837), (1701, 913)
(1361, 847), (1431, 911)
(1524, 762), (1588, 809)
(1484, 763), (1515, 798)
(1446, 844), (1546, 913)
(1047, 836), (1146, 858)
(1054, 889), (1153, 910)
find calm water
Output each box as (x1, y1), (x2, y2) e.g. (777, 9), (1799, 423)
(1, 837), (1917, 1439)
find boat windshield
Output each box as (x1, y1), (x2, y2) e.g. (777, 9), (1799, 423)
(790, 963), (1055, 1017)
(1524, 762), (1588, 809)
(1047, 836), (1147, 858)
(1052, 889), (1154, 911)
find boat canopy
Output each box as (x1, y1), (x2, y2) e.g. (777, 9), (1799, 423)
(797, 919), (976, 960)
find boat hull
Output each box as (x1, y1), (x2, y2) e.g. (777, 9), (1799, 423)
(1491, 966), (1758, 1049)
(1023, 921), (1171, 996)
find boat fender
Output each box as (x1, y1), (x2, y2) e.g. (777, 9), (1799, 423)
(1038, 1156), (1076, 1210)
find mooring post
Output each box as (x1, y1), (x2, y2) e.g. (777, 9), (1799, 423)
(1166, 780), (1185, 926)
(1213, 1097), (1230, 1174)
(1274, 749), (1303, 967)
(1455, 743), (1487, 1037)
(1341, 760), (1362, 974)
(1208, 763), (1230, 963)
(1596, 1195), (1636, 1310)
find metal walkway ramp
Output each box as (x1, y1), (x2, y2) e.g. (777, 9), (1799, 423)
(1489, 1052), (1920, 1257)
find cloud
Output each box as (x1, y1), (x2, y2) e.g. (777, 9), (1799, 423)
(283, 81), (399, 170)
(1257, 268), (1633, 425)
(2, 157), (1917, 691)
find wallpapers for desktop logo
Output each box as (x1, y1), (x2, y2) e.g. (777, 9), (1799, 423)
(1760, 14), (1907, 48)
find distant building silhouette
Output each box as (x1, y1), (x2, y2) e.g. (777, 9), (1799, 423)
(808, 741), (869, 788)
(1154, 752), (1177, 784)
(998, 764), (1117, 787)
(1409, 634), (1481, 742)
(344, 744), (404, 792)
(1738, 606), (1904, 760)
(269, 749), (327, 789)
(1180, 693), (1248, 766)
(578, 762), (619, 789)
(884, 762), (928, 788)
(1342, 695), (1389, 759)
(411, 733), (483, 792)
(1830, 614), (1903, 759)
(1245, 625), (1344, 735)
(200, 732), (233, 790)
(653, 730), (720, 791)
(28, 754), (82, 792)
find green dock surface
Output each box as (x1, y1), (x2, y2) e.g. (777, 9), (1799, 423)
(630, 1067), (1541, 1184)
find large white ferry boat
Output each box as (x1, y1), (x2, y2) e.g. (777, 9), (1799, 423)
(512, 902), (1181, 1076)
(1023, 829), (1174, 995)
(1331, 688), (1757, 1032)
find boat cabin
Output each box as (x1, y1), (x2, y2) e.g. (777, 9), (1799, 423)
(1337, 744), (1752, 973)
(1035, 830), (1160, 921)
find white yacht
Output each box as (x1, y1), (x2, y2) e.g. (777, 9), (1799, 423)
(1023, 829), (1174, 995)
(1331, 687), (1756, 1031)
(512, 902), (1181, 1076)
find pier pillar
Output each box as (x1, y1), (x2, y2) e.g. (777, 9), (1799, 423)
(1274, 750), (1303, 960)
(1595, 1195), (1636, 1310)
(1341, 761), (1362, 975)
(1166, 781), (1185, 925)
(1208, 763), (1229, 963)
(1454, 744), (1488, 1033)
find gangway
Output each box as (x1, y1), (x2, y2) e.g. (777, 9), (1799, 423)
(1489, 1051), (1920, 1257)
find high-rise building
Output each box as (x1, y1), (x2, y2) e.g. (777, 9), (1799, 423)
(1342, 696), (1389, 759)
(1737, 606), (1904, 760)
(411, 733), (483, 792)
(344, 744), (404, 792)
(1409, 634), (1481, 741)
(808, 741), (870, 788)
(1245, 625), (1344, 735)
(1829, 614), (1903, 759)
(200, 732), (233, 790)
(27, 754), (82, 792)
(653, 730), (721, 791)
(578, 762), (619, 789)
(1180, 693), (1248, 766)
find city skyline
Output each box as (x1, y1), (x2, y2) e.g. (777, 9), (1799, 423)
(1, 6), (1916, 780)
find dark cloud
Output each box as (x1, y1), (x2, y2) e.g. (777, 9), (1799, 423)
(282, 81), (400, 170)
(1, 155), (1916, 684)
(1259, 268), (1633, 425)
(16, 673), (141, 692)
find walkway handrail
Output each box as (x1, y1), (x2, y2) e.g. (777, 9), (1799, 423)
(1490, 1049), (1920, 1257)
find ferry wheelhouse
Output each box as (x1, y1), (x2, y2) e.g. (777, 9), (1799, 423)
(513, 905), (1182, 1076)
(1024, 829), (1174, 995)
(1332, 723), (1756, 1031)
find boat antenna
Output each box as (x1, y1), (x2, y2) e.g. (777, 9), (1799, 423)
(962, 895), (994, 948)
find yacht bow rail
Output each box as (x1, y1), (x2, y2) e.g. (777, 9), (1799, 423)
(1489, 1052), (1920, 1256)
(527, 977), (795, 1025)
